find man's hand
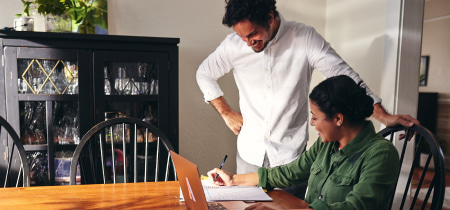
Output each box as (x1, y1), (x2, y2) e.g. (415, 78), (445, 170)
(372, 103), (420, 140)
(210, 96), (243, 135)
(378, 113), (418, 127)
(372, 103), (420, 127)
(222, 110), (243, 135)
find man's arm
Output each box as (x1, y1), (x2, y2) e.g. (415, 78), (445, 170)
(210, 96), (243, 135)
(371, 103), (419, 127)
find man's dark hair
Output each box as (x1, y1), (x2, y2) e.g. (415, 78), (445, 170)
(223, 0), (279, 28)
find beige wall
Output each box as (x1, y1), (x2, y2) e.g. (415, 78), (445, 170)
(0, 1), (24, 30)
(1, 0), (414, 176)
(326, 0), (386, 99)
(0, 0), (326, 175)
(325, 0), (388, 132)
(421, 0), (450, 162)
(0, 1), (44, 31)
(108, 0), (327, 175)
(107, 0), (395, 175)
(421, 0), (450, 97)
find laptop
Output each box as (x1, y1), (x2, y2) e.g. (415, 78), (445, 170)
(170, 151), (255, 210)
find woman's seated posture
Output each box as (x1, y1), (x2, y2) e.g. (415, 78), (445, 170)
(208, 75), (400, 210)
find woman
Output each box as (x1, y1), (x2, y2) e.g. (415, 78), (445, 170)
(208, 75), (400, 210)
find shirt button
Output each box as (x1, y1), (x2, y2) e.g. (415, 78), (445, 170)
(268, 85), (271, 89)
(338, 180), (342, 184)
(333, 161), (338, 165)
(318, 195), (323, 199)
(266, 68), (269, 72)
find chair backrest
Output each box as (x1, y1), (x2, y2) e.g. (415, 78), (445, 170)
(70, 117), (177, 185)
(0, 116), (30, 187)
(377, 124), (445, 210)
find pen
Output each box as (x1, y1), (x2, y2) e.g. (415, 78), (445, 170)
(214, 154), (228, 181)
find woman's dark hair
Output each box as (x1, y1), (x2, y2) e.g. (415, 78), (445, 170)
(309, 75), (374, 125)
(223, 0), (279, 28)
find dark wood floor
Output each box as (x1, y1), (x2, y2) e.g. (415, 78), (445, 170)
(411, 167), (449, 210)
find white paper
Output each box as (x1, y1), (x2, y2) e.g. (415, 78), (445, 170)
(201, 180), (273, 202)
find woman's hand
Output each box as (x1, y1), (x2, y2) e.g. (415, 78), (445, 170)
(207, 168), (234, 186)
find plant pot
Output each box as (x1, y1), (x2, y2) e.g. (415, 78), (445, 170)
(45, 13), (72, 32)
(14, 16), (34, 31)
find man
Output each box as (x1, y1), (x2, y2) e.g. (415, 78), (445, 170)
(196, 0), (418, 174)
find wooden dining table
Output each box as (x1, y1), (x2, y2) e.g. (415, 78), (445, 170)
(0, 181), (309, 209)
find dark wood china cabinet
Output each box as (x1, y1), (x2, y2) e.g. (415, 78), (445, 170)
(0, 31), (179, 185)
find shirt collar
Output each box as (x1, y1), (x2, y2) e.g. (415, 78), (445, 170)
(336, 121), (377, 157)
(266, 14), (285, 47)
(273, 14), (285, 42)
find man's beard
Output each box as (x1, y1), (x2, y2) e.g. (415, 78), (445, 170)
(252, 41), (269, 53)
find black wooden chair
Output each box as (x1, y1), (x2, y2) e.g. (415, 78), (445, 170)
(70, 117), (177, 185)
(378, 124), (445, 210)
(0, 116), (30, 187)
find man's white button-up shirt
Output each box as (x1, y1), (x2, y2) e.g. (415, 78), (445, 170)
(196, 15), (381, 167)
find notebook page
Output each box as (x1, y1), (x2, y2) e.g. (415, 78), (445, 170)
(201, 180), (273, 202)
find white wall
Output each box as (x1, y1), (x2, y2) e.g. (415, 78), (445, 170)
(1, 0), (416, 177)
(0, 1), (45, 31)
(325, 0), (387, 130)
(421, 0), (450, 100)
(0, 0), (326, 176)
(108, 0), (327, 175)
(421, 0), (450, 163)
(0, 1), (24, 30)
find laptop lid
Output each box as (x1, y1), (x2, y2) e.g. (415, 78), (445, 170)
(171, 150), (209, 210)
(171, 151), (255, 210)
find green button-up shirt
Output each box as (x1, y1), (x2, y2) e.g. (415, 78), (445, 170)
(258, 122), (399, 210)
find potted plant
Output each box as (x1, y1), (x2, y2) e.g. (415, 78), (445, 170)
(67, 0), (108, 34)
(18, 0), (107, 34)
(14, 0), (36, 31)
(18, 0), (72, 32)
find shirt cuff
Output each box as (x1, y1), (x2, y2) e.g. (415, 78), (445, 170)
(203, 91), (224, 104)
(309, 199), (330, 210)
(257, 167), (273, 190)
(370, 94), (382, 105)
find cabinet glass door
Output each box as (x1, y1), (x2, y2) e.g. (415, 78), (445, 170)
(5, 47), (88, 185)
(94, 51), (169, 129)
(18, 59), (78, 95)
(92, 51), (169, 183)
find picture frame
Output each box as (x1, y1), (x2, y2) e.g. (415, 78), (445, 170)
(419, 56), (429, 86)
